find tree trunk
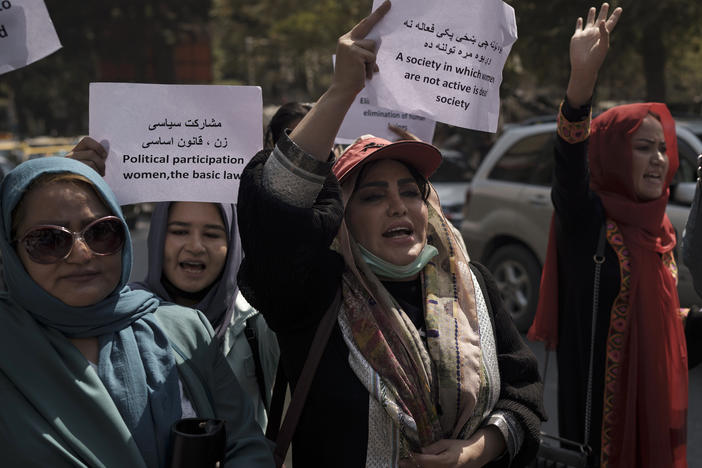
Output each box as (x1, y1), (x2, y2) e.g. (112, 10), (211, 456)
(641, 28), (666, 102)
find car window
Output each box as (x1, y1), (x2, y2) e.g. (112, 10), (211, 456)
(431, 155), (474, 183)
(675, 136), (697, 184)
(487, 132), (554, 186)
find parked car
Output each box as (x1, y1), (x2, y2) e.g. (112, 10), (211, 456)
(676, 117), (702, 141)
(431, 149), (476, 227)
(0, 139), (22, 163)
(0, 140), (22, 181)
(460, 121), (702, 332)
(22, 136), (79, 160)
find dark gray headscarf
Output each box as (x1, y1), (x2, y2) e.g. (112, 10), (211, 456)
(131, 202), (242, 338)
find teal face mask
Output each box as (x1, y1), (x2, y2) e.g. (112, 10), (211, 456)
(358, 243), (439, 279)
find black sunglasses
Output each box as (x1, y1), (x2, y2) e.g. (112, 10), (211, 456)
(16, 216), (125, 264)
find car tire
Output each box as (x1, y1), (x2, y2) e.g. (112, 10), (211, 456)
(486, 244), (541, 333)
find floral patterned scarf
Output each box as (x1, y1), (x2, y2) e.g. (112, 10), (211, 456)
(335, 171), (484, 450)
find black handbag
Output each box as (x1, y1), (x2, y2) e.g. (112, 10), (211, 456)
(530, 352), (590, 467)
(170, 418), (227, 468)
(532, 432), (589, 467)
(530, 223), (606, 468)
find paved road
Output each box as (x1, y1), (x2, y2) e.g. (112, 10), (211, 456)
(526, 335), (702, 466)
(129, 219), (150, 283)
(129, 222), (702, 465)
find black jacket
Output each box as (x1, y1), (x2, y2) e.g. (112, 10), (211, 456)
(237, 146), (545, 467)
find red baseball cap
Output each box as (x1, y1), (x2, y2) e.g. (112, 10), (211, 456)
(333, 135), (442, 184)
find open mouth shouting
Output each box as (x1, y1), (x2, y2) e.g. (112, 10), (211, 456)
(382, 222), (416, 243)
(643, 171), (662, 183)
(180, 260), (206, 274)
(383, 226), (414, 239)
(637, 167), (666, 200)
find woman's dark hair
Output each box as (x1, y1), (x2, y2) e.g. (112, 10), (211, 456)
(353, 159), (431, 201)
(648, 111), (662, 122)
(264, 102), (312, 149)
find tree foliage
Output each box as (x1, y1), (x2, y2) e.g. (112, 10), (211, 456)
(0, 0), (212, 137)
(2, 0), (701, 137)
(210, 0), (372, 103)
(507, 0), (702, 107)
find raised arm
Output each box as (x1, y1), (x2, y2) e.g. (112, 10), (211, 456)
(565, 3), (622, 107)
(237, 2), (391, 332)
(289, 0), (390, 160)
(553, 4), (622, 228)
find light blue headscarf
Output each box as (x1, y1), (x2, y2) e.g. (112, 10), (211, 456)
(0, 157), (181, 468)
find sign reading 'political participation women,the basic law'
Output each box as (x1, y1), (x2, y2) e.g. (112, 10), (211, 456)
(90, 83), (262, 205)
(365, 0), (517, 133)
(0, 0), (61, 75)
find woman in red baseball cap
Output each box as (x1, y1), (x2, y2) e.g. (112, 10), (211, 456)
(237, 2), (544, 466)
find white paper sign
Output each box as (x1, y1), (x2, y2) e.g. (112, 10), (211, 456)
(0, 0), (61, 75)
(336, 90), (436, 145)
(89, 83), (262, 205)
(366, 0), (516, 133)
(333, 55), (436, 145)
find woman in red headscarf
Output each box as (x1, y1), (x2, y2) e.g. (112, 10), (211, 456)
(528, 4), (692, 467)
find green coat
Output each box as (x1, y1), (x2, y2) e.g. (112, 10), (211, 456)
(0, 300), (275, 467)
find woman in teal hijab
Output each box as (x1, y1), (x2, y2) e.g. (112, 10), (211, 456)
(0, 157), (273, 467)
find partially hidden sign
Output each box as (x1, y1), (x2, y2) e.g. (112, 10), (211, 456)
(335, 89), (436, 145)
(0, 0), (61, 75)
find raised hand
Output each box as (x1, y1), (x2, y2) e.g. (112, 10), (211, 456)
(290, 0), (391, 161)
(65, 136), (108, 176)
(332, 0), (391, 96)
(566, 3), (622, 107)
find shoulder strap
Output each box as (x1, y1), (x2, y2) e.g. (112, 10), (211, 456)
(583, 221), (606, 448)
(271, 289), (342, 467)
(265, 362), (288, 440)
(540, 221), (606, 451)
(244, 317), (270, 412)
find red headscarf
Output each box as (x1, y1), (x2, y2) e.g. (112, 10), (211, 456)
(530, 103), (688, 467)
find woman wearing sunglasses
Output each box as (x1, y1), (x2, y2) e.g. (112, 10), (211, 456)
(0, 157), (274, 466)
(68, 138), (280, 432)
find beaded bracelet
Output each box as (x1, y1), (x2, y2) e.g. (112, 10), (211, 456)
(557, 100), (591, 144)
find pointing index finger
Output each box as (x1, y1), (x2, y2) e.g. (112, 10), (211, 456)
(350, 0), (391, 39)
